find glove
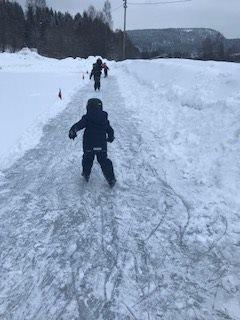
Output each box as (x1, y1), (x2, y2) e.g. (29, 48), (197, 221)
(69, 129), (77, 140)
(107, 136), (115, 143)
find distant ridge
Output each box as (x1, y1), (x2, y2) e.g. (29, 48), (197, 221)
(127, 28), (240, 59)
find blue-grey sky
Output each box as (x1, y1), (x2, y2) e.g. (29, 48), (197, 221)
(16, 0), (240, 38)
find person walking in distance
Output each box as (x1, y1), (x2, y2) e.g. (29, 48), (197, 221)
(90, 58), (103, 91)
(102, 62), (109, 77)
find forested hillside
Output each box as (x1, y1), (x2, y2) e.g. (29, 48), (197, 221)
(0, 0), (139, 60)
(128, 28), (240, 62)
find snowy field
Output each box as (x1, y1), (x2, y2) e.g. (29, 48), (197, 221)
(0, 51), (240, 320)
(0, 49), (94, 169)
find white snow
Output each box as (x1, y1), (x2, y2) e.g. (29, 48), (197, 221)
(114, 58), (240, 319)
(0, 49), (94, 169)
(114, 58), (240, 208)
(0, 51), (240, 319)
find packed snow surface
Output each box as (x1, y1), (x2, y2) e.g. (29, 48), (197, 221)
(0, 52), (240, 320)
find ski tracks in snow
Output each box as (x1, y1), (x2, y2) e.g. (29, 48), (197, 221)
(0, 76), (238, 320)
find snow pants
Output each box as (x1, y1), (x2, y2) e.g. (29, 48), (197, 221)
(94, 76), (101, 90)
(104, 69), (108, 77)
(82, 150), (115, 181)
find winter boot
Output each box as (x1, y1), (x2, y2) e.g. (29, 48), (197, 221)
(82, 172), (90, 182)
(108, 178), (116, 188)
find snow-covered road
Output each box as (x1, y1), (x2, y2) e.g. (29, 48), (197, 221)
(0, 74), (239, 320)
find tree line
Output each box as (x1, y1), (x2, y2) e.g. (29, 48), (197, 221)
(142, 35), (239, 62)
(0, 0), (139, 60)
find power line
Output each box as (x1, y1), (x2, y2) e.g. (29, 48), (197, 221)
(112, 4), (123, 12)
(121, 0), (192, 60)
(128, 0), (192, 5)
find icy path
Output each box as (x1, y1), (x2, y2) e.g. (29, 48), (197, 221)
(0, 77), (239, 320)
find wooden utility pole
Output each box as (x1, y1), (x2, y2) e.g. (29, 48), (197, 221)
(123, 0), (127, 60)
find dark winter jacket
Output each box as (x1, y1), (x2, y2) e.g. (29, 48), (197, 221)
(103, 64), (109, 71)
(69, 99), (114, 152)
(90, 63), (102, 80)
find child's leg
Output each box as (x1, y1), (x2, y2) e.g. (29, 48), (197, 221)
(96, 152), (115, 182)
(82, 152), (95, 176)
(96, 77), (100, 90)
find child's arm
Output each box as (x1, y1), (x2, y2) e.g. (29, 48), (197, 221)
(69, 116), (87, 140)
(106, 121), (114, 143)
(90, 69), (94, 79)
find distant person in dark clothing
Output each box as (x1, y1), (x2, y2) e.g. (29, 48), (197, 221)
(69, 98), (116, 187)
(102, 63), (109, 77)
(90, 58), (103, 91)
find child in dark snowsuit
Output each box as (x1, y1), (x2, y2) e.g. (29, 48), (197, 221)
(90, 59), (102, 91)
(102, 63), (109, 77)
(69, 98), (116, 187)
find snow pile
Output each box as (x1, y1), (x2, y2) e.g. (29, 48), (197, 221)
(115, 59), (240, 201)
(0, 49), (95, 169)
(115, 58), (240, 319)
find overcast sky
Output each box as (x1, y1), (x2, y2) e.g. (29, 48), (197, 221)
(16, 0), (240, 38)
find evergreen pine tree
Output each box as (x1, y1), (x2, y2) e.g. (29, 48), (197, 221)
(103, 0), (113, 29)
(26, 0), (47, 11)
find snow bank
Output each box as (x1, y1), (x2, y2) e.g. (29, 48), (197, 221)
(115, 58), (240, 202)
(115, 58), (240, 318)
(0, 49), (94, 169)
